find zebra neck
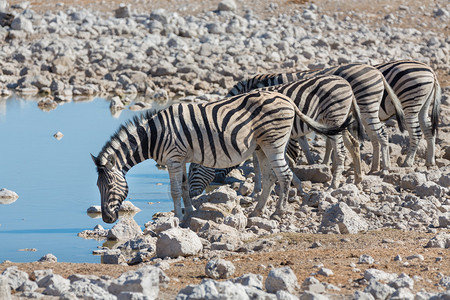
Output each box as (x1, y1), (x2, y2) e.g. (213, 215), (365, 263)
(100, 118), (155, 175)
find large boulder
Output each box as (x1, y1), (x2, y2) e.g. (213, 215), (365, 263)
(319, 202), (368, 234)
(108, 266), (161, 299)
(156, 227), (203, 258)
(1, 267), (29, 291)
(265, 267), (299, 294)
(107, 218), (142, 240)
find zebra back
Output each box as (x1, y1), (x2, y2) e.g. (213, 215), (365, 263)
(375, 59), (441, 135)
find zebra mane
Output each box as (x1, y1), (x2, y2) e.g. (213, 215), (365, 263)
(96, 109), (160, 167)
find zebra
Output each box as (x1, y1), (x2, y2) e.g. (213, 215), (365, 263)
(189, 74), (362, 200)
(187, 138), (303, 199)
(300, 60), (442, 169)
(375, 60), (441, 167)
(227, 63), (405, 173)
(91, 90), (347, 223)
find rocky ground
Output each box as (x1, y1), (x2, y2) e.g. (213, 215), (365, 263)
(0, 0), (449, 299)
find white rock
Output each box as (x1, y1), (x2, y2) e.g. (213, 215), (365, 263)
(364, 269), (397, 282)
(217, 0), (237, 12)
(119, 201), (141, 213)
(265, 267), (299, 294)
(0, 275), (11, 300)
(353, 290), (375, 300)
(0, 188), (19, 204)
(364, 279), (395, 300)
(38, 253), (57, 263)
(205, 259), (236, 279)
(300, 291), (328, 300)
(400, 172), (427, 190)
(107, 217), (142, 240)
(389, 273), (414, 289)
(317, 268), (333, 277)
(1, 266), (29, 291)
(426, 232), (450, 248)
(230, 273), (263, 290)
(153, 216), (179, 234)
(358, 254), (375, 264)
(53, 131), (64, 140)
(32, 269), (53, 287)
(69, 279), (116, 300)
(247, 217), (279, 232)
(17, 280), (38, 293)
(320, 202), (368, 234)
(11, 15), (34, 33)
(108, 266), (161, 298)
(156, 227), (203, 258)
(42, 274), (71, 296)
(438, 212), (450, 228)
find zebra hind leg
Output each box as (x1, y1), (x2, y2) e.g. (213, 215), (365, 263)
(327, 134), (346, 189)
(419, 88), (437, 167)
(402, 114), (422, 167)
(342, 130), (363, 183)
(249, 149), (277, 218)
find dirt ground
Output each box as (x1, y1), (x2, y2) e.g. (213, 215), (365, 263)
(2, 0), (449, 298)
(1, 230), (450, 298)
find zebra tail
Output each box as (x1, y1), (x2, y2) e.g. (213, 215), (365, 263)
(431, 76), (441, 136)
(290, 101), (350, 137)
(382, 75), (406, 132)
(351, 94), (364, 141)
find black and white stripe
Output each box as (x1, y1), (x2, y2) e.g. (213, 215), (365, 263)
(189, 75), (361, 198)
(228, 63), (405, 173)
(375, 59), (441, 167)
(92, 90), (343, 222)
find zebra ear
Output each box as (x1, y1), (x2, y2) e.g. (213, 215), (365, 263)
(91, 154), (99, 166)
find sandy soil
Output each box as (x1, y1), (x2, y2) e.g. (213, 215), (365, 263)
(1, 229), (450, 298)
(2, 0), (449, 298)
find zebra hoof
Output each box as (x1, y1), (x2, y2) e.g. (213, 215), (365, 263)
(249, 210), (262, 218)
(270, 213), (282, 222)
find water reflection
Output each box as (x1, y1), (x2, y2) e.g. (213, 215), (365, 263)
(0, 94), (175, 263)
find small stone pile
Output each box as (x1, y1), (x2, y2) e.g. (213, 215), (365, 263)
(0, 264), (169, 299)
(0, 0), (447, 106)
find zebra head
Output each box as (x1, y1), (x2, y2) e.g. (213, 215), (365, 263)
(91, 154), (128, 223)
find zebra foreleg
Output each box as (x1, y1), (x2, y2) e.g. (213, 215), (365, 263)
(167, 161), (186, 221)
(249, 150), (276, 218)
(181, 164), (194, 215)
(250, 152), (262, 196)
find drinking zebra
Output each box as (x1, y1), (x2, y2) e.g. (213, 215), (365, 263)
(375, 60), (441, 167)
(92, 90), (347, 222)
(189, 75), (362, 199)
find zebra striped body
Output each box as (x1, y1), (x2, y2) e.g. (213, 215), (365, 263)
(92, 90), (340, 222)
(228, 63), (405, 173)
(375, 60), (441, 167)
(189, 75), (360, 198)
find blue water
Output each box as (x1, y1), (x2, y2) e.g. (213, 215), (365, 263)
(0, 96), (175, 263)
